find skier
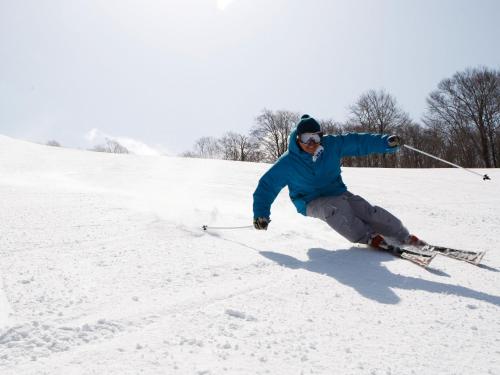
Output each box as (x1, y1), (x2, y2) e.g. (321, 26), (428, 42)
(252, 114), (424, 249)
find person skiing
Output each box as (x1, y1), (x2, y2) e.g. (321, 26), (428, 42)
(252, 114), (424, 249)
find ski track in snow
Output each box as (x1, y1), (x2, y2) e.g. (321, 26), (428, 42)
(0, 135), (500, 374)
(0, 276), (13, 329)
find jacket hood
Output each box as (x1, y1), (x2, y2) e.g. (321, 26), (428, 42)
(288, 127), (302, 156)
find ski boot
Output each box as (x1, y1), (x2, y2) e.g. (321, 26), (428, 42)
(404, 234), (427, 247)
(368, 234), (388, 249)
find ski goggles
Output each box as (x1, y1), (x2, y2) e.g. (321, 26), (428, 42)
(299, 132), (322, 145)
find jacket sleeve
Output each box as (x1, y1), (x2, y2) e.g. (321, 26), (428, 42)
(334, 133), (396, 157)
(253, 160), (288, 219)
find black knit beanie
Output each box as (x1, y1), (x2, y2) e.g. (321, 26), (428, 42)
(296, 114), (321, 135)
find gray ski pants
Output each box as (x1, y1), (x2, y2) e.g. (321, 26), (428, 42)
(306, 191), (409, 244)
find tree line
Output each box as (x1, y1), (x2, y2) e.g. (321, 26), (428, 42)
(46, 138), (131, 154)
(182, 66), (500, 169)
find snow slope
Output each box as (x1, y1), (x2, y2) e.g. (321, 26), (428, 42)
(0, 134), (499, 375)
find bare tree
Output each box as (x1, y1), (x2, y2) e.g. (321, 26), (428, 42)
(179, 151), (198, 158)
(349, 89), (411, 134)
(46, 140), (61, 147)
(397, 121), (445, 168)
(251, 109), (299, 162)
(319, 118), (343, 135)
(219, 132), (241, 161)
(424, 66), (500, 168)
(193, 136), (222, 159)
(219, 132), (261, 161)
(346, 90), (411, 167)
(91, 138), (130, 154)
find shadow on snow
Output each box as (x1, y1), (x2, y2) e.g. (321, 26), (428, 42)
(260, 247), (500, 306)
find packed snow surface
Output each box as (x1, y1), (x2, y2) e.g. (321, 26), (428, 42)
(0, 135), (499, 374)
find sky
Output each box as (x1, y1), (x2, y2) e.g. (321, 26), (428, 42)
(1, 0), (500, 155)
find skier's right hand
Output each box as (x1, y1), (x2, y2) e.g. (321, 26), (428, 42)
(253, 217), (270, 230)
(387, 135), (402, 148)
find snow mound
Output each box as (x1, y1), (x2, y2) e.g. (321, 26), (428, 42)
(0, 319), (124, 364)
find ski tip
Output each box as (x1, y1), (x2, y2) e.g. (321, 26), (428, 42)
(400, 252), (436, 267)
(424, 254), (438, 267)
(472, 251), (486, 265)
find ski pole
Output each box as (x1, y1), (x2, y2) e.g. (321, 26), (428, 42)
(202, 225), (254, 231)
(403, 144), (491, 181)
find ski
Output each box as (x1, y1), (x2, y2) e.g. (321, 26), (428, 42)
(418, 245), (485, 265)
(378, 243), (436, 267)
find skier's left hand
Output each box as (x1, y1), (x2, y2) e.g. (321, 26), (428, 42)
(387, 135), (402, 148)
(253, 217), (270, 230)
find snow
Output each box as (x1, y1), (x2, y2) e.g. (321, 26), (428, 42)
(0, 134), (499, 374)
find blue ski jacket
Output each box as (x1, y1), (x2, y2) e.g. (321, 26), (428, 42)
(252, 129), (397, 219)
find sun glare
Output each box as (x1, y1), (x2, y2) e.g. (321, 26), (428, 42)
(217, 0), (233, 11)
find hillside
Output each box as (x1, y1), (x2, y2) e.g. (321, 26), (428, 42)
(0, 135), (499, 374)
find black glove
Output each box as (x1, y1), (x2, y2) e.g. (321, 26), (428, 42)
(253, 217), (270, 230)
(387, 135), (402, 148)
